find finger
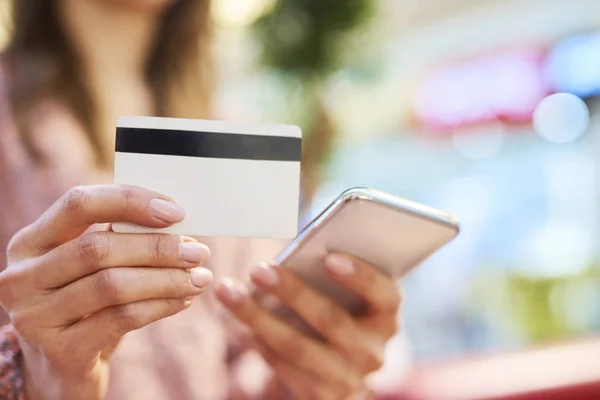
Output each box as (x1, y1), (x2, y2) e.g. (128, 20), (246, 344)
(325, 254), (401, 315)
(250, 263), (386, 373)
(254, 339), (354, 400)
(250, 263), (359, 347)
(9, 185), (184, 259)
(62, 297), (193, 365)
(0, 267), (29, 310)
(215, 279), (361, 389)
(44, 266), (213, 324)
(35, 232), (210, 289)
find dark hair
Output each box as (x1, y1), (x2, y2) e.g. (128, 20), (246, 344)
(3, 0), (213, 166)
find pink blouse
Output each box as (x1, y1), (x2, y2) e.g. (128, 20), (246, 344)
(0, 71), (289, 399)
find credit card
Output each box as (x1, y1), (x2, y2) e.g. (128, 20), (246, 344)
(112, 116), (302, 239)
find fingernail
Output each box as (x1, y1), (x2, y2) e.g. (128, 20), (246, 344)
(220, 278), (248, 303)
(190, 268), (213, 288)
(326, 254), (355, 276)
(149, 199), (185, 223)
(250, 262), (279, 287)
(180, 242), (211, 264)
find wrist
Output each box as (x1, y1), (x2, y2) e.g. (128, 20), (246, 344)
(19, 340), (108, 400)
(21, 353), (107, 400)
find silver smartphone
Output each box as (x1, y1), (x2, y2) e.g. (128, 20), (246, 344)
(272, 187), (460, 315)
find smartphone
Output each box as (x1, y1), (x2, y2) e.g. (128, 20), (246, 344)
(271, 187), (460, 315)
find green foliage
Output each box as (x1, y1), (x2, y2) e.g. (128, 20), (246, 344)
(253, 0), (375, 77)
(507, 276), (572, 342)
(472, 265), (600, 345)
(252, 0), (375, 202)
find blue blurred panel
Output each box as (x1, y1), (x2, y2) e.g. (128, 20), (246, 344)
(547, 32), (600, 98)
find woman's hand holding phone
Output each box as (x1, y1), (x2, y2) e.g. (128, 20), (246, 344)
(215, 255), (401, 400)
(0, 185), (213, 400)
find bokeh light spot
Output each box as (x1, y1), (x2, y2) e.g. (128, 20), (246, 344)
(533, 93), (590, 143)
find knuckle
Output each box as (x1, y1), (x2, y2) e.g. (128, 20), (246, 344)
(109, 303), (139, 334)
(315, 304), (347, 338)
(92, 269), (121, 303)
(148, 234), (176, 261)
(164, 297), (186, 312)
(167, 268), (189, 290)
(0, 269), (26, 308)
(62, 186), (90, 215)
(362, 346), (385, 373)
(122, 186), (136, 212)
(6, 229), (27, 260)
(6, 224), (39, 261)
(121, 186), (145, 218)
(5, 235), (19, 260)
(78, 232), (111, 264)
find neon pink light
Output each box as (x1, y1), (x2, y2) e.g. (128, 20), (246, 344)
(414, 48), (549, 132)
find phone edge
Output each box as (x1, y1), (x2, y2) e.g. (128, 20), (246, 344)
(274, 187), (460, 265)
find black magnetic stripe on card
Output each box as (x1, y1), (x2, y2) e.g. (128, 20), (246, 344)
(115, 127), (302, 162)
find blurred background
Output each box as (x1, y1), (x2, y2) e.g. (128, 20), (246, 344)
(211, 0), (600, 375)
(208, 0), (600, 397)
(3, 0), (600, 398)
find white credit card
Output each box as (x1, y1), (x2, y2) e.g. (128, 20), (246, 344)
(112, 116), (302, 239)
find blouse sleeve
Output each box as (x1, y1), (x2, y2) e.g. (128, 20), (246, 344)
(0, 325), (25, 400)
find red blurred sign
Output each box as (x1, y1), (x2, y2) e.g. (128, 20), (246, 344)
(413, 48), (550, 133)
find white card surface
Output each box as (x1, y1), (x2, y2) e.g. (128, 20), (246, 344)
(112, 116), (302, 239)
